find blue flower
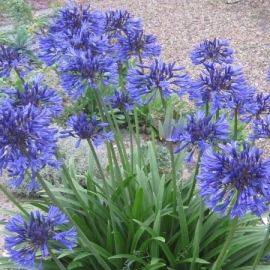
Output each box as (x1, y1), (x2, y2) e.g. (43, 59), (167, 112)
(117, 30), (161, 62)
(50, 1), (105, 36)
(0, 43), (28, 78)
(38, 33), (68, 66)
(198, 140), (270, 218)
(163, 118), (185, 142)
(253, 92), (270, 118)
(172, 111), (230, 162)
(127, 58), (190, 103)
(224, 85), (256, 121)
(70, 28), (111, 55)
(60, 113), (114, 148)
(189, 63), (249, 112)
(59, 48), (118, 99)
(38, 2), (106, 66)
(5, 206), (76, 270)
(250, 115), (270, 140)
(104, 9), (142, 38)
(103, 89), (141, 112)
(0, 102), (60, 190)
(1, 74), (63, 117)
(39, 24), (111, 67)
(267, 66), (270, 82)
(190, 38), (234, 65)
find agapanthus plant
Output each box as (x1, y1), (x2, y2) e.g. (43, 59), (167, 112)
(60, 113), (114, 148)
(103, 89), (141, 112)
(198, 140), (270, 218)
(38, 2), (106, 66)
(171, 110), (230, 162)
(59, 48), (118, 99)
(39, 24), (111, 67)
(1, 74), (63, 117)
(0, 43), (28, 78)
(250, 115), (270, 140)
(127, 58), (190, 103)
(104, 9), (142, 38)
(49, 1), (105, 36)
(225, 85), (256, 122)
(251, 92), (270, 119)
(190, 38), (234, 65)
(117, 30), (161, 62)
(0, 102), (60, 190)
(5, 206), (76, 269)
(189, 63), (250, 112)
(38, 32), (71, 66)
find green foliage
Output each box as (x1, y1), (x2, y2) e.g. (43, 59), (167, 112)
(22, 141), (269, 269)
(26, 14), (49, 33)
(0, 0), (33, 25)
(4, 26), (33, 52)
(140, 142), (171, 176)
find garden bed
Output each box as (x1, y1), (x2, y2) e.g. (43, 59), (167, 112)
(0, 0), (270, 267)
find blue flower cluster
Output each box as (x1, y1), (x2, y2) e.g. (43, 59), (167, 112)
(0, 75), (62, 191)
(39, 2), (161, 100)
(184, 38), (270, 218)
(171, 111), (230, 162)
(60, 113), (114, 148)
(0, 44), (28, 78)
(189, 63), (254, 113)
(104, 9), (142, 38)
(127, 58), (190, 104)
(59, 48), (118, 99)
(5, 206), (76, 269)
(117, 30), (161, 62)
(190, 38), (234, 65)
(103, 89), (139, 112)
(198, 141), (270, 218)
(1, 74), (63, 117)
(250, 115), (270, 140)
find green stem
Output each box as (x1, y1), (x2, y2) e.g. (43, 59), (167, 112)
(190, 201), (204, 270)
(234, 109), (238, 141)
(205, 102), (210, 116)
(86, 139), (123, 255)
(14, 68), (25, 84)
(133, 107), (140, 146)
(125, 112), (134, 172)
(211, 217), (238, 270)
(49, 248), (66, 270)
(86, 139), (107, 184)
(169, 142), (177, 215)
(138, 53), (144, 73)
(215, 109), (219, 120)
(186, 152), (201, 205)
(107, 103), (130, 174)
(159, 87), (166, 109)
(0, 183), (29, 217)
(94, 89), (128, 172)
(252, 220), (270, 269)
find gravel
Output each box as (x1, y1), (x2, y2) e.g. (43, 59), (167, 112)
(0, 0), (270, 260)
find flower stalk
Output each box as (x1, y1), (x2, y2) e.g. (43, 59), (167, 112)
(211, 217), (238, 270)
